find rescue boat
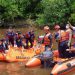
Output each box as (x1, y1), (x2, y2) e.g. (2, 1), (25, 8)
(5, 47), (35, 62)
(0, 43), (44, 62)
(50, 58), (75, 75)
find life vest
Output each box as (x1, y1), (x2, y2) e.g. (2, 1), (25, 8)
(7, 32), (15, 39)
(66, 29), (71, 40)
(44, 33), (51, 45)
(16, 36), (22, 42)
(38, 35), (44, 43)
(25, 32), (30, 38)
(59, 30), (67, 42)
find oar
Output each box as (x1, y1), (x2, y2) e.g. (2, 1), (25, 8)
(67, 21), (73, 53)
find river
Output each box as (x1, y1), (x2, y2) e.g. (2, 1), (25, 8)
(0, 62), (51, 75)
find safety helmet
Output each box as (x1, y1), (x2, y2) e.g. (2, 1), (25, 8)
(44, 26), (50, 30)
(54, 25), (60, 29)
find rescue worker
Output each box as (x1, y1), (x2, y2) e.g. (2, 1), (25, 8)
(25, 30), (35, 49)
(6, 27), (15, 46)
(65, 24), (72, 47)
(66, 22), (75, 57)
(43, 26), (53, 51)
(54, 25), (70, 58)
(40, 26), (53, 67)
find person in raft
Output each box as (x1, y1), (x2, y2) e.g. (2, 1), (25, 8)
(25, 30), (35, 49)
(54, 25), (70, 58)
(6, 27), (15, 46)
(0, 39), (8, 55)
(15, 31), (24, 48)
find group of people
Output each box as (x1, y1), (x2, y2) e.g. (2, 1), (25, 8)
(0, 27), (35, 54)
(0, 23), (75, 59)
(42, 23), (75, 59)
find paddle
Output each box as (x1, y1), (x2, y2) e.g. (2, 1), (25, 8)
(66, 21), (73, 53)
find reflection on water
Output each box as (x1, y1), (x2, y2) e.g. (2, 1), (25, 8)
(0, 62), (51, 75)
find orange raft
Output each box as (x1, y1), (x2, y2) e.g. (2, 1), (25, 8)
(0, 53), (5, 61)
(0, 40), (43, 62)
(0, 47), (36, 62)
(5, 47), (35, 62)
(25, 57), (41, 67)
(0, 43), (44, 62)
(50, 58), (75, 75)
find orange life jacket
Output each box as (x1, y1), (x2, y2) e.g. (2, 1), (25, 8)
(44, 33), (51, 45)
(25, 33), (30, 38)
(66, 29), (71, 40)
(59, 30), (67, 42)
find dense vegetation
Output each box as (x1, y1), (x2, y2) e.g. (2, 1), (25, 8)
(0, 0), (75, 27)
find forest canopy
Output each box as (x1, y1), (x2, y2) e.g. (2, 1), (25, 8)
(0, 0), (75, 27)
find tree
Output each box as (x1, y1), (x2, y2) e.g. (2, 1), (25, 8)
(36, 0), (75, 27)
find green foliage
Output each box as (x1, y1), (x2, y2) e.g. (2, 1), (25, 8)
(36, 0), (72, 26)
(0, 0), (75, 27)
(69, 1), (75, 23)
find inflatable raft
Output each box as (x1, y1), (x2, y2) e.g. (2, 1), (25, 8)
(0, 43), (45, 62)
(0, 53), (5, 61)
(6, 47), (36, 62)
(0, 46), (36, 62)
(50, 58), (75, 75)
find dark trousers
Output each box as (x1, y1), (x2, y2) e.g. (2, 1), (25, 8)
(16, 42), (22, 47)
(58, 41), (70, 58)
(9, 38), (14, 46)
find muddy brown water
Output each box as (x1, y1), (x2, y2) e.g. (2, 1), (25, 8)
(0, 28), (75, 75)
(0, 62), (51, 75)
